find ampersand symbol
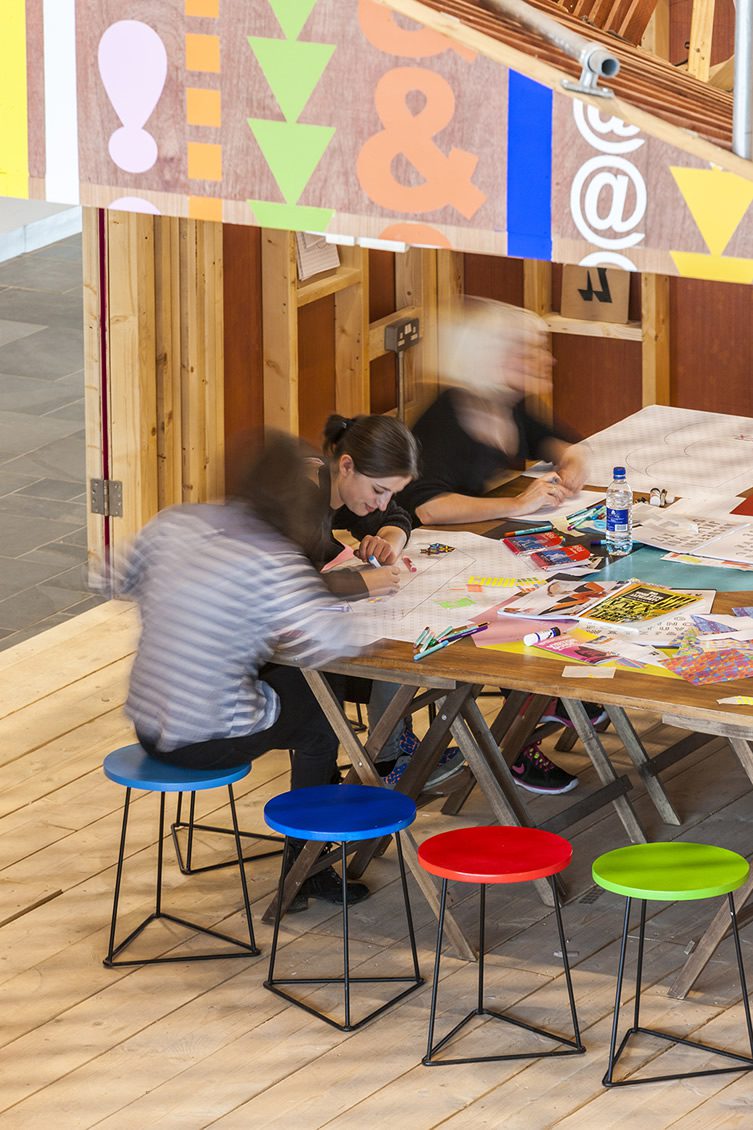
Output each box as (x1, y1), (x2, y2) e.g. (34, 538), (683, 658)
(357, 67), (486, 219)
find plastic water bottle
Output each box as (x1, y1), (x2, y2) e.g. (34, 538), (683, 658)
(605, 466), (633, 555)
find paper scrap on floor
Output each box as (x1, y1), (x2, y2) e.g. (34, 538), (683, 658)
(718, 696), (753, 705)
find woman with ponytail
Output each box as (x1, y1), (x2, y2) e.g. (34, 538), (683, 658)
(303, 413), (419, 598)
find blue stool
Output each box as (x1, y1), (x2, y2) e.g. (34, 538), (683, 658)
(263, 783), (423, 1031)
(103, 744), (259, 966)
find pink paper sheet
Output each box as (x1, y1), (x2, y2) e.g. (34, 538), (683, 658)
(470, 602), (572, 646)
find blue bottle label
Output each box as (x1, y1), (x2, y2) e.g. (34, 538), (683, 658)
(606, 507), (629, 534)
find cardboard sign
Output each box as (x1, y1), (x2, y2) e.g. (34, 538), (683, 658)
(560, 266), (630, 324)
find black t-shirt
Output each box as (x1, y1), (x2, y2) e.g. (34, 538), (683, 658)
(397, 388), (576, 524)
(303, 461), (413, 597)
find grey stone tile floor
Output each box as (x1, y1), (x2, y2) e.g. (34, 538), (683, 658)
(0, 233), (103, 652)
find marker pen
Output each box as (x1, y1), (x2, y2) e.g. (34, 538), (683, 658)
(504, 523), (554, 537)
(523, 627), (562, 646)
(367, 554), (381, 568)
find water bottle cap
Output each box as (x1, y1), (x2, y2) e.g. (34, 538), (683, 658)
(613, 466), (626, 478)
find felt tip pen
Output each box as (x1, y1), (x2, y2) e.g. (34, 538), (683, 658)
(504, 523), (554, 537)
(367, 554), (381, 568)
(414, 626), (432, 650)
(445, 623), (489, 642)
(413, 638), (451, 661)
(403, 555), (417, 573)
(566, 501), (605, 521)
(523, 627), (562, 646)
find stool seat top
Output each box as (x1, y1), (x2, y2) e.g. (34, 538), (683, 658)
(418, 825), (572, 884)
(264, 784), (416, 841)
(592, 842), (750, 901)
(103, 743), (251, 792)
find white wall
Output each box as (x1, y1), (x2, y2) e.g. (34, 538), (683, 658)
(0, 198), (82, 262)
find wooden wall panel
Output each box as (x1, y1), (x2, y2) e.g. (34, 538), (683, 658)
(670, 278), (753, 415)
(552, 336), (643, 438)
(222, 224), (264, 494)
(298, 296), (335, 448)
(369, 249), (397, 411)
(464, 253), (524, 305)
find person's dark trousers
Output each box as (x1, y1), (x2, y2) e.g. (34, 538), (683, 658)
(137, 664), (344, 789)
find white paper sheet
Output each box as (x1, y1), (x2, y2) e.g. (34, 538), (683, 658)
(575, 405), (753, 495)
(514, 488), (606, 525)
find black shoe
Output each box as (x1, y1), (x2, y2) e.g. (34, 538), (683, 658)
(510, 740), (579, 795)
(285, 887), (310, 913)
(302, 865), (370, 905)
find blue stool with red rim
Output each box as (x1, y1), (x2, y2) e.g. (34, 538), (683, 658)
(263, 783), (424, 1031)
(418, 825), (585, 1065)
(102, 743), (259, 966)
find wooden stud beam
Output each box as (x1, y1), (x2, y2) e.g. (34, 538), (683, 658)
(688, 0), (716, 81)
(262, 229), (298, 433)
(297, 266), (362, 307)
(544, 313), (642, 341)
(641, 273), (671, 405)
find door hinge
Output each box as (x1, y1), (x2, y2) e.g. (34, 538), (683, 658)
(90, 478), (123, 517)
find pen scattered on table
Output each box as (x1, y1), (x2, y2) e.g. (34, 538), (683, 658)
(503, 523), (553, 537)
(402, 555), (417, 573)
(412, 622), (489, 660)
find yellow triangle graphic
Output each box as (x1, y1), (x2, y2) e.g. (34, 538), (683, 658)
(670, 167), (753, 254)
(670, 250), (753, 284)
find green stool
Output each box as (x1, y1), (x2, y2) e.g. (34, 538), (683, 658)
(593, 841), (753, 1086)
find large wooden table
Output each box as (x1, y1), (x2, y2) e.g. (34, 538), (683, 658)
(266, 588), (753, 969)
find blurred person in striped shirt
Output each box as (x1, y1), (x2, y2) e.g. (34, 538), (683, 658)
(113, 433), (375, 908)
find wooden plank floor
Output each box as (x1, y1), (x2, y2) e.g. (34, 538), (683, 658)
(2, 602), (753, 1128)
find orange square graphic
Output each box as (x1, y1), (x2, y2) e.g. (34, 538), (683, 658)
(186, 34), (220, 73)
(185, 0), (219, 15)
(188, 142), (222, 181)
(189, 196), (223, 221)
(186, 88), (221, 127)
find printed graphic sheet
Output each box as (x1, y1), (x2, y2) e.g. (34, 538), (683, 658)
(577, 405), (753, 495)
(347, 529), (553, 644)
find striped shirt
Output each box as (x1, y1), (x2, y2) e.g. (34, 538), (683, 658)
(115, 502), (363, 752)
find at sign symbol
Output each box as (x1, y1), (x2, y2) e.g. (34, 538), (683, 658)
(570, 155), (646, 250)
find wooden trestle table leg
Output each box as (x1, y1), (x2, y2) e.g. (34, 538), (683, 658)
(604, 705), (681, 826)
(670, 733), (753, 999)
(560, 699), (647, 844)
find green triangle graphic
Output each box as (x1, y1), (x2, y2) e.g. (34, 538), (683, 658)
(268, 0), (318, 41)
(248, 118), (334, 204)
(248, 38), (334, 122)
(248, 200), (334, 231)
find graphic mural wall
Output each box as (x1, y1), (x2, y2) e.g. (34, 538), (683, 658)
(2, 0), (753, 282)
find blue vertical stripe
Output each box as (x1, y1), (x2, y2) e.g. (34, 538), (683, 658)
(507, 70), (552, 261)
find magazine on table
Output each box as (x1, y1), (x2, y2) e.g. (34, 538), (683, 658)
(497, 579), (624, 621)
(578, 582), (705, 630)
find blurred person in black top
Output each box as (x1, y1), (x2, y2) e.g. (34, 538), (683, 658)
(397, 299), (594, 797)
(397, 298), (587, 527)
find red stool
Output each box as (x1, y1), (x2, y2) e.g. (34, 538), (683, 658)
(418, 825), (585, 1065)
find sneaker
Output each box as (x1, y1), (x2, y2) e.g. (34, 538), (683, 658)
(399, 721), (420, 757)
(510, 741), (579, 795)
(302, 865), (370, 906)
(384, 746), (466, 790)
(539, 698), (607, 729)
